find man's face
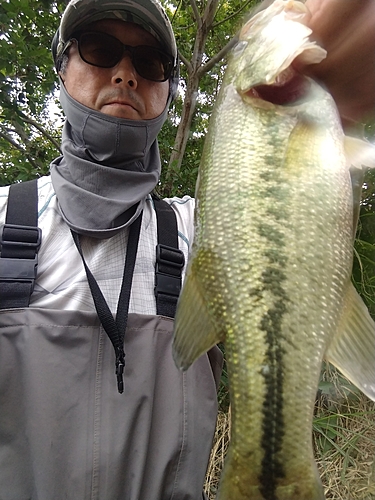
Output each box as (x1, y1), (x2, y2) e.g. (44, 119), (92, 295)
(60, 19), (170, 120)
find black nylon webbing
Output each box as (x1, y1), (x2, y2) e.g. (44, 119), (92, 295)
(0, 179), (40, 309)
(153, 197), (179, 248)
(5, 180), (38, 225)
(3, 179), (39, 258)
(153, 196), (184, 318)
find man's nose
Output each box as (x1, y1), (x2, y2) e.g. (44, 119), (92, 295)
(111, 54), (138, 88)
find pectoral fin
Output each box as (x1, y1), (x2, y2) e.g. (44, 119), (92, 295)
(344, 136), (375, 170)
(173, 258), (225, 371)
(325, 283), (375, 401)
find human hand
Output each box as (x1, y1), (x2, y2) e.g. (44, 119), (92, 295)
(300, 0), (375, 127)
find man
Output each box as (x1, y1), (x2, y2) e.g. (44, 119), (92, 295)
(0, 0), (373, 499)
(0, 1), (222, 499)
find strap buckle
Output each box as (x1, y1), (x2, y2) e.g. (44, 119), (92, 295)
(0, 256), (38, 283)
(154, 243), (185, 299)
(1, 223), (42, 252)
(0, 224), (41, 287)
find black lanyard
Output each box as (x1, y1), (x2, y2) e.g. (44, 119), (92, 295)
(71, 212), (143, 394)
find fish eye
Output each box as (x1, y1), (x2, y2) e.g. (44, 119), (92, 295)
(232, 40), (248, 58)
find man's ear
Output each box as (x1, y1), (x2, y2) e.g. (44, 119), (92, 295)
(59, 72), (65, 83)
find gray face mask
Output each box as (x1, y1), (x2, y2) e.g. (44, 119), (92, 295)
(50, 81), (169, 238)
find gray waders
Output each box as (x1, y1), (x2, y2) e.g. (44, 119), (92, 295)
(0, 180), (222, 500)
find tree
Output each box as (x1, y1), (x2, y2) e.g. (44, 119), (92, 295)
(158, 0), (258, 196)
(0, 0), (66, 184)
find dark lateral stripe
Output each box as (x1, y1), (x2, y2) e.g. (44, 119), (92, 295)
(258, 260), (289, 499)
(257, 126), (290, 499)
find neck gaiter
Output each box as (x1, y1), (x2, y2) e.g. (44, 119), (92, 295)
(50, 81), (168, 238)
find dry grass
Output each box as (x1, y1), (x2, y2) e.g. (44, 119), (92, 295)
(314, 366), (375, 500)
(204, 369), (375, 499)
(205, 408), (232, 499)
(314, 398), (375, 500)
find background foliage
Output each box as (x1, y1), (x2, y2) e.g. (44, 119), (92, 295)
(0, 0), (65, 184)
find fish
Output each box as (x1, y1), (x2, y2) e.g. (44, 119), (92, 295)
(172, 1), (375, 499)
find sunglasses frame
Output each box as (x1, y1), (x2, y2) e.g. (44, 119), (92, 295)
(61, 30), (174, 82)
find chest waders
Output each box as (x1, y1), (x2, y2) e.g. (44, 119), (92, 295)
(0, 180), (222, 500)
(0, 180), (188, 393)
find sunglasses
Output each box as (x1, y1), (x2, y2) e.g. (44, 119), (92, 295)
(63, 31), (174, 82)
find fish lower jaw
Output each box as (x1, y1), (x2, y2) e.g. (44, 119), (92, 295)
(242, 68), (310, 107)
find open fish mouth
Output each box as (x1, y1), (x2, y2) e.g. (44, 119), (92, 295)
(246, 67), (311, 105)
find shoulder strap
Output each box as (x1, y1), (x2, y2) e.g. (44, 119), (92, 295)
(153, 196), (185, 318)
(0, 179), (41, 309)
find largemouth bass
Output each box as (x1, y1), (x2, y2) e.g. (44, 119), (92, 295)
(172, 1), (375, 499)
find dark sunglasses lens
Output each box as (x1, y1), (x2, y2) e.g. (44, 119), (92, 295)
(77, 32), (173, 82)
(133, 46), (172, 82)
(79, 32), (123, 68)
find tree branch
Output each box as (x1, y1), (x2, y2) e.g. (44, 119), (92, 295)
(202, 0), (219, 28)
(170, 0), (183, 25)
(21, 114), (61, 153)
(179, 50), (193, 74)
(1, 102), (61, 153)
(199, 34), (238, 76)
(190, 0), (202, 29)
(212, 0), (254, 29)
(0, 129), (43, 172)
(0, 129), (26, 153)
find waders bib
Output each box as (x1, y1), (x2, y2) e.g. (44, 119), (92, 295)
(0, 180), (222, 500)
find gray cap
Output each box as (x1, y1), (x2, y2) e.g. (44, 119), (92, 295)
(55, 0), (177, 62)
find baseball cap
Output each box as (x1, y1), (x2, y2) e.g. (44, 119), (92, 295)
(52, 0), (177, 66)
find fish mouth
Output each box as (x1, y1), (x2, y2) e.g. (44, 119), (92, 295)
(246, 67), (310, 106)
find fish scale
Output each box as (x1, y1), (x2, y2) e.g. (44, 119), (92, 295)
(209, 89), (345, 500)
(179, 87), (350, 500)
(173, 1), (375, 499)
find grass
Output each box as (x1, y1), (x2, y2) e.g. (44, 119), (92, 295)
(204, 364), (375, 499)
(205, 409), (231, 499)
